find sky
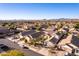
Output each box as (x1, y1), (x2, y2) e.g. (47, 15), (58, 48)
(0, 3), (79, 20)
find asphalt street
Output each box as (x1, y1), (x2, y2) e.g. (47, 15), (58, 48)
(0, 38), (43, 56)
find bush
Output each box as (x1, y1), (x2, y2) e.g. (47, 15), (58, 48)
(0, 50), (24, 56)
(74, 23), (79, 29)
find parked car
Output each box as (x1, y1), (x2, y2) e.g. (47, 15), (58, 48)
(19, 44), (29, 49)
(23, 46), (29, 49)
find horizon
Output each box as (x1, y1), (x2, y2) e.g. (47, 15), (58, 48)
(1, 17), (79, 20)
(0, 3), (79, 20)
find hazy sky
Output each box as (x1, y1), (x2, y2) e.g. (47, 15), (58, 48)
(0, 3), (79, 20)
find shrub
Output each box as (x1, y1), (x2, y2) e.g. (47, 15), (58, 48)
(0, 50), (24, 56)
(74, 23), (79, 29)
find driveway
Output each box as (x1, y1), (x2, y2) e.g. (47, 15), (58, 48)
(0, 38), (43, 56)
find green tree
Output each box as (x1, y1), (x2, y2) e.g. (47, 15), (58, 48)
(2, 22), (8, 27)
(20, 37), (27, 43)
(74, 23), (79, 29)
(35, 24), (40, 31)
(2, 22), (16, 29)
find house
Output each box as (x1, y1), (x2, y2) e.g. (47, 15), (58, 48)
(30, 31), (46, 40)
(63, 35), (79, 56)
(0, 28), (10, 33)
(62, 26), (69, 34)
(21, 30), (36, 36)
(47, 25), (57, 36)
(16, 28), (25, 31)
(69, 28), (75, 32)
(71, 34), (79, 47)
(47, 31), (65, 47)
(46, 26), (69, 47)
(0, 28), (18, 37)
(56, 33), (79, 55)
(0, 28), (10, 38)
(18, 30), (37, 43)
(40, 24), (48, 29)
(16, 23), (28, 31)
(19, 30), (50, 43)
